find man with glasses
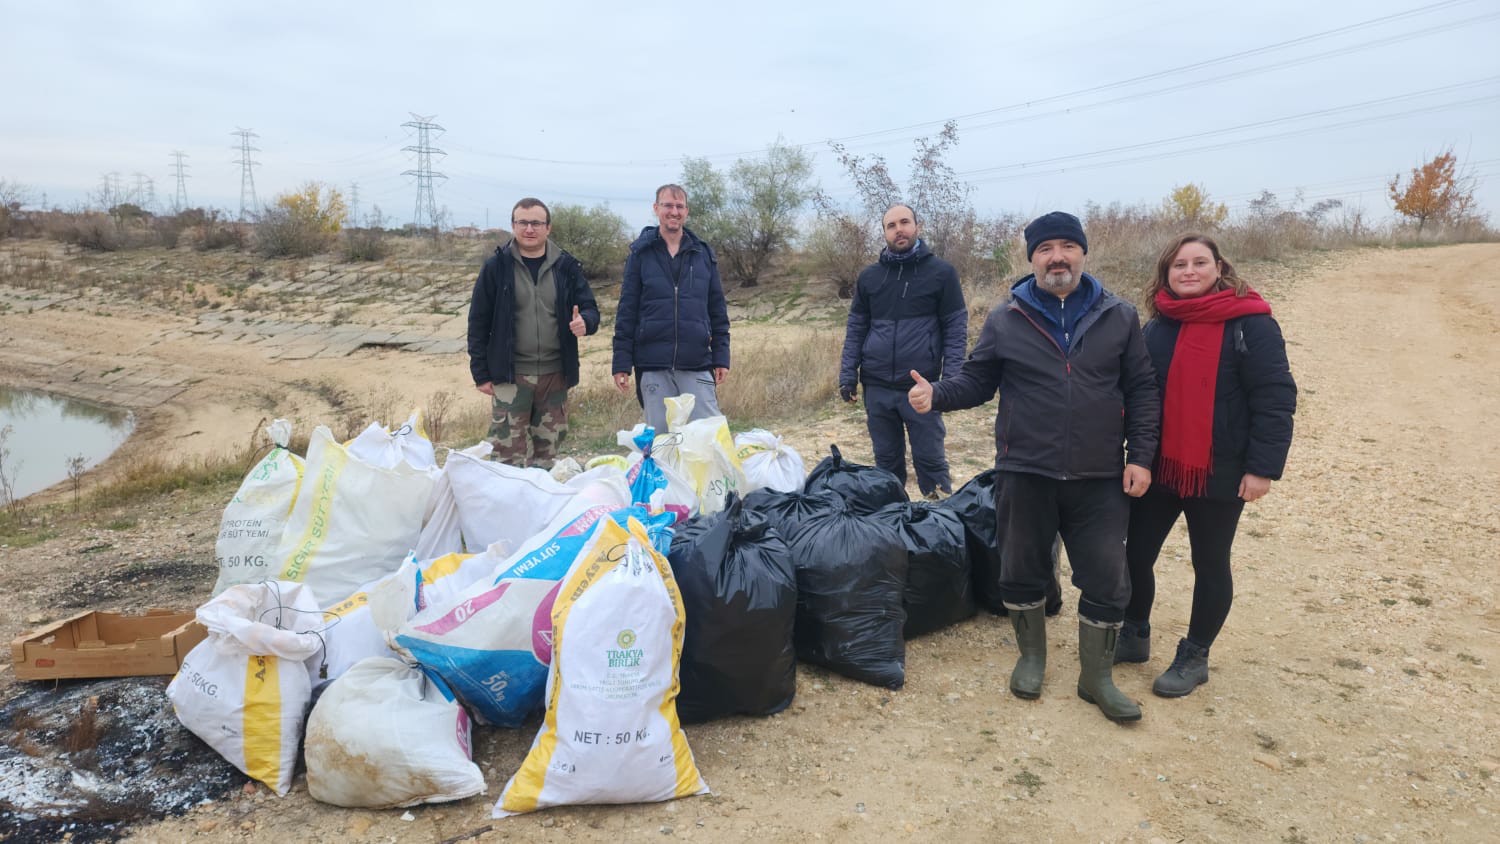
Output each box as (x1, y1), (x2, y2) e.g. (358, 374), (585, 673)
(611, 184), (731, 433)
(467, 197), (600, 467)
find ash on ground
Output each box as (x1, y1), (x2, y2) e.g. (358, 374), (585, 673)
(1, 676), (244, 842)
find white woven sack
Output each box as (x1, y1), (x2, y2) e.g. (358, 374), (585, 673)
(213, 420), (304, 596)
(167, 582), (325, 796)
(494, 517), (708, 817)
(272, 426), (436, 608)
(305, 657), (485, 808)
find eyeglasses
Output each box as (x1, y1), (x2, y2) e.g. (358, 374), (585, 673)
(512, 219), (549, 229)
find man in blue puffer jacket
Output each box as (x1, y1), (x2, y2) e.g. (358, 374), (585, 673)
(612, 184), (731, 433)
(839, 203), (967, 499)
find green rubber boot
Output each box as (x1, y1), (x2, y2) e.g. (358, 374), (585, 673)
(1006, 602), (1047, 700)
(1077, 618), (1143, 723)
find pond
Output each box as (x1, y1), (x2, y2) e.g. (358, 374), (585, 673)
(0, 387), (135, 501)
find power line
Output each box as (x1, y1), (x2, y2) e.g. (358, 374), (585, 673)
(232, 128), (260, 221)
(444, 0), (1488, 169)
(957, 76), (1500, 177)
(401, 113), (447, 234)
(961, 94), (1500, 186)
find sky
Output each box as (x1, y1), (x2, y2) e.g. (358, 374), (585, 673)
(3, 0), (1497, 232)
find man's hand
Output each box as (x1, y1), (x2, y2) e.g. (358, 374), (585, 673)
(1239, 473), (1272, 502)
(613, 372), (631, 394)
(714, 367), (729, 385)
(908, 370), (933, 414)
(839, 383), (857, 404)
(1123, 464), (1151, 497)
(476, 381), (495, 397)
(569, 306), (586, 337)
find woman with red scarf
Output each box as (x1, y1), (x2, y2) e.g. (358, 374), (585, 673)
(1116, 233), (1297, 697)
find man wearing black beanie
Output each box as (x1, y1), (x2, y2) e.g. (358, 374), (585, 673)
(908, 210), (1160, 723)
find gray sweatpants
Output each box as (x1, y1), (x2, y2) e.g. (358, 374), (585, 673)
(639, 369), (722, 433)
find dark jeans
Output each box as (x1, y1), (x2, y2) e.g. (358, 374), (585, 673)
(1124, 486), (1245, 648)
(863, 383), (951, 495)
(995, 472), (1130, 623)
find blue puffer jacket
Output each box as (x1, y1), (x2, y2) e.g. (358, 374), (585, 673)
(839, 240), (967, 391)
(611, 226), (730, 374)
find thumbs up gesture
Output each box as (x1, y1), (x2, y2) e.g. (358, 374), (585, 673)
(569, 305), (587, 337)
(908, 370), (933, 414)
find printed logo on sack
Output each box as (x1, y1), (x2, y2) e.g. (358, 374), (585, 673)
(608, 629), (643, 669)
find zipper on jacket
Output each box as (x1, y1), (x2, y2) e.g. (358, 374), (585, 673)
(1012, 302), (1074, 477)
(892, 265), (906, 382)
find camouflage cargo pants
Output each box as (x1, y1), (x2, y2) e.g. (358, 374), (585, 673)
(488, 372), (569, 468)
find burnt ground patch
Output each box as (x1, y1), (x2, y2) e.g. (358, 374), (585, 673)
(0, 676), (244, 842)
(48, 558), (214, 611)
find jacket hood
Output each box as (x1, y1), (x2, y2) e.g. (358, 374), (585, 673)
(1010, 272), (1106, 308)
(878, 238), (933, 266)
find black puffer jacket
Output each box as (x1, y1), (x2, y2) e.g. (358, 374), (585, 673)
(611, 226), (730, 374)
(466, 242), (600, 388)
(839, 241), (967, 391)
(1142, 312), (1296, 499)
(931, 275), (1160, 479)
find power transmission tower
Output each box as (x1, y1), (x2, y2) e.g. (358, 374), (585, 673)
(170, 150), (190, 212)
(131, 172), (155, 210)
(401, 113), (447, 235)
(349, 182), (360, 227)
(232, 128), (260, 221)
(98, 172), (124, 209)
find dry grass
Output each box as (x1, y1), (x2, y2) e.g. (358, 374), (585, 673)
(64, 697), (102, 754)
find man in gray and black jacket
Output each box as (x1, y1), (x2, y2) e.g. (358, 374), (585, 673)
(908, 211), (1160, 723)
(839, 203), (967, 499)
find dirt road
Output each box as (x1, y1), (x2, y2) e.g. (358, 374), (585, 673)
(2, 243), (1496, 842)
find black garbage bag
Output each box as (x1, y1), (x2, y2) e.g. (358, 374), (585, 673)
(803, 445), (908, 515)
(870, 502), (976, 638)
(742, 487), (845, 540)
(668, 494), (798, 723)
(942, 469), (1063, 616)
(785, 508), (908, 689)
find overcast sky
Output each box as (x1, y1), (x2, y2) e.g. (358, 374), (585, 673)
(4, 0), (1497, 232)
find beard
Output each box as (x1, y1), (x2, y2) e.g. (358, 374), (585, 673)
(1036, 267), (1076, 294)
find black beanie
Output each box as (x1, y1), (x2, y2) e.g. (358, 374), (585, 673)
(1024, 211), (1088, 260)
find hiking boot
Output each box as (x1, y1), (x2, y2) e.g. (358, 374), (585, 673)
(1006, 602), (1046, 700)
(1114, 619), (1150, 664)
(923, 488), (950, 502)
(1152, 638), (1210, 698)
(1076, 618), (1142, 723)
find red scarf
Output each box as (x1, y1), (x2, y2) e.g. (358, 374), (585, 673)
(1153, 287), (1272, 496)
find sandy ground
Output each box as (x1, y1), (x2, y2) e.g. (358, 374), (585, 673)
(1, 243), (1497, 842)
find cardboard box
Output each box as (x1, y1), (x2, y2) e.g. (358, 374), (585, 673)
(10, 609), (207, 681)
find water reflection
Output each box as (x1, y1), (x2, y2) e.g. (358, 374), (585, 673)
(0, 387), (135, 501)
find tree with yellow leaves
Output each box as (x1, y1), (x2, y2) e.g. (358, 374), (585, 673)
(1388, 150), (1477, 234)
(256, 182), (347, 257)
(1161, 183), (1228, 228)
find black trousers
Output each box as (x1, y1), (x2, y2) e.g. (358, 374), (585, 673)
(863, 383), (952, 494)
(1124, 485), (1245, 648)
(994, 472), (1131, 623)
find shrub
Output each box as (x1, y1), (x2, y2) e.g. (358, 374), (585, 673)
(255, 182), (346, 258)
(549, 203), (629, 280)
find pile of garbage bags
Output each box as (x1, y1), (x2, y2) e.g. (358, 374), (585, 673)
(172, 409), (1031, 817)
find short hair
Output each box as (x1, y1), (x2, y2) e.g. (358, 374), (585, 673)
(511, 197), (550, 224)
(1145, 233), (1247, 318)
(883, 203), (919, 225)
(655, 184), (688, 204)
